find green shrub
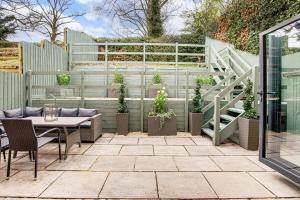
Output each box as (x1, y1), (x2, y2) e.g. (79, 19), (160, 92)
(117, 84), (128, 113)
(56, 73), (71, 86)
(195, 75), (216, 86)
(192, 77), (202, 113)
(153, 74), (162, 84)
(114, 73), (124, 84)
(242, 79), (257, 119)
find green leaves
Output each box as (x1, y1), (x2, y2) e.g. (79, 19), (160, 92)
(242, 79), (257, 119)
(117, 84), (128, 113)
(153, 74), (162, 84)
(56, 73), (71, 86)
(114, 73), (124, 84)
(192, 77), (203, 113)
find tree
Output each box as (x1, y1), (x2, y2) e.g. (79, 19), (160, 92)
(0, 12), (16, 40)
(1, 0), (84, 42)
(95, 0), (177, 37)
(185, 0), (225, 43)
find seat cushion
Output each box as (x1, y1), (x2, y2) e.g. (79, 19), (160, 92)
(25, 107), (43, 117)
(4, 108), (23, 118)
(1, 137), (9, 148)
(60, 108), (78, 117)
(0, 126), (5, 135)
(80, 121), (91, 128)
(78, 108), (97, 117)
(0, 110), (5, 119)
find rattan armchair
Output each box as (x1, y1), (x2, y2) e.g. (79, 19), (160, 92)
(1, 119), (62, 179)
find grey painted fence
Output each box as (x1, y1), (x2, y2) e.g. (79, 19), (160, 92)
(0, 71), (24, 110)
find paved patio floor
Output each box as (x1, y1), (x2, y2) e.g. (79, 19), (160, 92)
(0, 133), (299, 199)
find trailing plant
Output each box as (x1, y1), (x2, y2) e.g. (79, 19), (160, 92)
(152, 74), (162, 84)
(148, 87), (176, 128)
(196, 75), (216, 86)
(192, 77), (202, 113)
(242, 79), (257, 119)
(113, 73), (124, 84)
(117, 84), (128, 113)
(56, 73), (71, 86)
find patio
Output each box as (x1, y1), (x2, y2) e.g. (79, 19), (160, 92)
(0, 133), (298, 199)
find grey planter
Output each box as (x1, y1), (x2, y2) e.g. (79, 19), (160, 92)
(116, 113), (129, 135)
(148, 115), (177, 136)
(189, 112), (203, 136)
(148, 84), (163, 98)
(238, 117), (259, 150)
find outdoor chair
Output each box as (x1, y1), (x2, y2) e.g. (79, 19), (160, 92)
(1, 119), (62, 179)
(0, 129), (9, 162)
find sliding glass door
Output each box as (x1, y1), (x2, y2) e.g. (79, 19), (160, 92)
(260, 14), (300, 184)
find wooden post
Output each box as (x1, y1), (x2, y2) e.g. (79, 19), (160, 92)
(105, 42), (109, 97)
(18, 43), (23, 74)
(143, 42), (147, 95)
(175, 43), (179, 98)
(68, 43), (72, 70)
(80, 71), (85, 107)
(213, 95), (220, 145)
(27, 70), (32, 107)
(252, 65), (259, 112)
(140, 71), (144, 132)
(184, 70), (189, 132)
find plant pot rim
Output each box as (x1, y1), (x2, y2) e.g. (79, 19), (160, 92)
(239, 116), (259, 120)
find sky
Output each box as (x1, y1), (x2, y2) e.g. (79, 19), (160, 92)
(8, 0), (200, 42)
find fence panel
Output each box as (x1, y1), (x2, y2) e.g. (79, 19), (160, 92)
(0, 71), (24, 110)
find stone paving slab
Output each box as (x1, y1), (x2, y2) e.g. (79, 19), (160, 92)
(40, 171), (108, 198)
(203, 172), (275, 198)
(216, 143), (258, 155)
(174, 156), (221, 171)
(84, 145), (122, 156)
(154, 145), (188, 156)
(0, 171), (63, 197)
(157, 172), (217, 199)
(191, 136), (213, 145)
(165, 137), (196, 145)
(138, 137), (166, 145)
(249, 172), (300, 197)
(135, 156), (177, 171)
(90, 156), (135, 171)
(95, 137), (112, 144)
(185, 145), (223, 156)
(46, 155), (97, 171)
(99, 172), (157, 198)
(119, 145), (153, 156)
(211, 156), (265, 171)
(109, 137), (138, 145)
(11, 155), (58, 171)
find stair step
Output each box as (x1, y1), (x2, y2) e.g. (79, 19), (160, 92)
(209, 121), (227, 129)
(202, 128), (214, 138)
(227, 107), (244, 114)
(220, 114), (236, 122)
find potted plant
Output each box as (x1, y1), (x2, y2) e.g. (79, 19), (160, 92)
(56, 72), (74, 97)
(148, 87), (177, 136)
(238, 79), (259, 150)
(148, 73), (163, 98)
(116, 84), (129, 135)
(108, 73), (126, 98)
(189, 77), (203, 135)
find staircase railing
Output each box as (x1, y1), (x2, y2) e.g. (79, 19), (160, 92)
(213, 69), (252, 145)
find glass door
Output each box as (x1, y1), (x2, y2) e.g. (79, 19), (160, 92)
(260, 14), (300, 184)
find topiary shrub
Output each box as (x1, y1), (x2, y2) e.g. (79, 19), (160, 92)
(192, 77), (203, 113)
(117, 84), (128, 113)
(114, 73), (124, 84)
(152, 74), (162, 84)
(242, 79), (257, 119)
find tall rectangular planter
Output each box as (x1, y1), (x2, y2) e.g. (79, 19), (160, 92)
(116, 113), (129, 135)
(238, 117), (259, 150)
(189, 112), (203, 136)
(148, 116), (177, 136)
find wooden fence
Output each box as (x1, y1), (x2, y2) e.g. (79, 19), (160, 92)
(0, 71), (24, 110)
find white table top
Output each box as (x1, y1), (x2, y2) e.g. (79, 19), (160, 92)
(26, 117), (90, 127)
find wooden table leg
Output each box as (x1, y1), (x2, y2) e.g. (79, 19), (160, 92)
(63, 126), (81, 159)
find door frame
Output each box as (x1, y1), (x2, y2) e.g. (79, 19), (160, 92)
(259, 14), (300, 185)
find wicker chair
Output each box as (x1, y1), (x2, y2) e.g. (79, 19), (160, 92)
(0, 131), (9, 162)
(1, 119), (62, 179)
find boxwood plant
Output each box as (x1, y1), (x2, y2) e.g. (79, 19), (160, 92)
(56, 73), (71, 86)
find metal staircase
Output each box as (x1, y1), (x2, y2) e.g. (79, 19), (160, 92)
(202, 45), (259, 145)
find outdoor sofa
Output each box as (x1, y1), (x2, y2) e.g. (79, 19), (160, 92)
(0, 107), (102, 142)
